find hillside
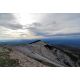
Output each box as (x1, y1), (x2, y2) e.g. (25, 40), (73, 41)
(0, 40), (80, 67)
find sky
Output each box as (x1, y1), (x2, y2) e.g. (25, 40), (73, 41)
(0, 13), (80, 39)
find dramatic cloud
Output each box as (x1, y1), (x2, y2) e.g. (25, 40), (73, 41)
(0, 13), (23, 30)
(28, 13), (80, 37)
(0, 13), (80, 39)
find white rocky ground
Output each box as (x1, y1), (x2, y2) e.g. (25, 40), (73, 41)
(8, 46), (47, 67)
(6, 40), (80, 67)
(8, 41), (60, 66)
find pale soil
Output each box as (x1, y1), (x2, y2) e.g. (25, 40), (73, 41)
(9, 48), (48, 67)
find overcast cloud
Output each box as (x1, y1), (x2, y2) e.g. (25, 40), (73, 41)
(0, 13), (80, 39)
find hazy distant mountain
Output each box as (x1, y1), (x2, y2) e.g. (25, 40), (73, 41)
(1, 36), (80, 48)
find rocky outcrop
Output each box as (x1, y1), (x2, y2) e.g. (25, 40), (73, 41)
(5, 40), (80, 67)
(28, 40), (80, 66)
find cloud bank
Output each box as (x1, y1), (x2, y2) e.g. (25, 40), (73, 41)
(0, 13), (80, 39)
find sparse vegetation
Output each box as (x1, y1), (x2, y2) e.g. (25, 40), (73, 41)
(0, 47), (19, 67)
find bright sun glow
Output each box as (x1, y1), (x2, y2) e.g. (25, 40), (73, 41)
(11, 13), (43, 39)
(5, 28), (43, 39)
(12, 13), (35, 38)
(14, 13), (35, 25)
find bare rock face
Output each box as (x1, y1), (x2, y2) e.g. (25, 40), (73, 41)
(28, 40), (76, 66)
(3, 40), (80, 67)
(26, 40), (80, 67)
(9, 50), (47, 67)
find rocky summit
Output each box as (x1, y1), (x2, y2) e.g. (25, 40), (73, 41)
(0, 40), (80, 67)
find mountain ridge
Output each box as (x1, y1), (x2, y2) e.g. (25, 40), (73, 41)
(0, 40), (80, 67)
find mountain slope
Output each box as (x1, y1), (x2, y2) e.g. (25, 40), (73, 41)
(0, 40), (80, 67)
(9, 40), (80, 66)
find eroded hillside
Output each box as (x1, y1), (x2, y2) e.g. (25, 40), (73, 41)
(0, 40), (80, 67)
